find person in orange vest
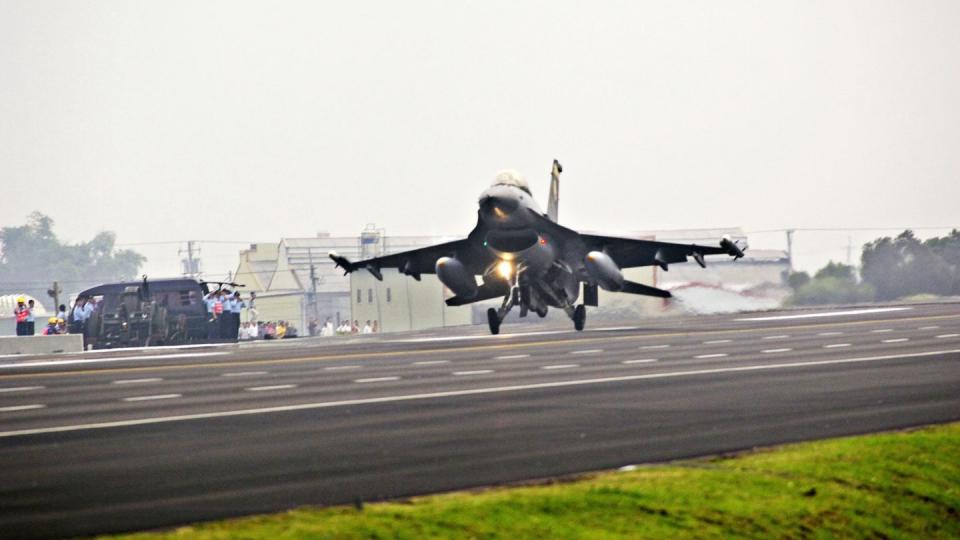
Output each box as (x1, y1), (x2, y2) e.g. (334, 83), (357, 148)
(14, 296), (29, 336)
(42, 317), (61, 335)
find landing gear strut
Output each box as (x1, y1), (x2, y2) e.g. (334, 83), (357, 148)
(487, 288), (518, 335)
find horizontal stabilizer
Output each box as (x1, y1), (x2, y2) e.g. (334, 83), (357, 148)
(620, 280), (672, 298)
(445, 281), (509, 307)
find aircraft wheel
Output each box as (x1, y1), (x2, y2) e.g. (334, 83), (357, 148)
(536, 306), (548, 318)
(573, 304), (586, 331)
(487, 308), (501, 335)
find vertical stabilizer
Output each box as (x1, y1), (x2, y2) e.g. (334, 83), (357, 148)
(547, 159), (562, 222)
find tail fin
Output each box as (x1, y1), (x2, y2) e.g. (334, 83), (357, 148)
(547, 159), (562, 221)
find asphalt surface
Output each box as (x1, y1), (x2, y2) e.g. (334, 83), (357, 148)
(1, 302), (959, 538)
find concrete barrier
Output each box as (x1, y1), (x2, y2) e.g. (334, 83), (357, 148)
(0, 335), (84, 356)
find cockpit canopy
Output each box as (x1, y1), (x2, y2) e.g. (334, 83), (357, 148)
(491, 170), (532, 195)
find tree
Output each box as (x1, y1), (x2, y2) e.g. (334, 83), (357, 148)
(790, 260), (874, 306)
(0, 212), (146, 303)
(861, 230), (958, 300)
(786, 271), (811, 291)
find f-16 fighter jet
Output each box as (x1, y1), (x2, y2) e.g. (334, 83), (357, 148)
(331, 161), (746, 334)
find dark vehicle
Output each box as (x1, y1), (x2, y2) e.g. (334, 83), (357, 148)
(75, 277), (241, 349)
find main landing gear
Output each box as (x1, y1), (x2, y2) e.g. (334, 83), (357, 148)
(486, 286), (587, 335)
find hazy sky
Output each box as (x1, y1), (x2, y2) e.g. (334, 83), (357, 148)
(2, 1), (958, 279)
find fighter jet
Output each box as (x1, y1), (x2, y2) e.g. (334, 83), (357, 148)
(330, 161), (747, 334)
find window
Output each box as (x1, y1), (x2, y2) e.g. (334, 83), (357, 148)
(356, 289), (361, 303)
(386, 288), (392, 303)
(368, 289), (373, 303)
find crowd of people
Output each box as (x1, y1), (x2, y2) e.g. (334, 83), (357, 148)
(11, 295), (98, 337)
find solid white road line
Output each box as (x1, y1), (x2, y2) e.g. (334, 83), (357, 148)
(570, 349), (603, 355)
(622, 359), (657, 364)
(882, 338), (909, 343)
(762, 348), (793, 353)
(818, 332), (844, 337)
(354, 377), (400, 383)
(0, 352), (227, 370)
(222, 371), (269, 377)
(323, 365), (362, 371)
(936, 334), (959, 339)
(640, 344), (670, 349)
(112, 378), (163, 385)
(542, 364), (579, 370)
(695, 353), (728, 359)
(0, 386), (45, 393)
(871, 329), (894, 334)
(4, 348), (959, 439)
(495, 354), (530, 360)
(122, 394), (181, 402)
(0, 404), (45, 412)
(736, 307), (910, 321)
(412, 360), (450, 366)
(824, 343), (851, 348)
(246, 385), (297, 392)
(704, 339), (732, 344)
(453, 370), (493, 376)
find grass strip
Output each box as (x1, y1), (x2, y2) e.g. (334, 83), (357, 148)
(106, 423), (960, 539)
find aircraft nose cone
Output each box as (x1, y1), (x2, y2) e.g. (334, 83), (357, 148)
(480, 195), (519, 217)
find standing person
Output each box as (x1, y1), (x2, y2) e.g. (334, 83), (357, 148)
(216, 291), (229, 340)
(26, 299), (36, 336)
(69, 297), (85, 334)
(229, 292), (245, 340)
(372, 320), (379, 333)
(321, 318), (334, 337)
(204, 291), (220, 340)
(13, 297), (29, 336)
(308, 318), (318, 337)
(362, 320), (372, 334)
(351, 320), (360, 334)
(247, 291), (259, 324)
(57, 304), (67, 323)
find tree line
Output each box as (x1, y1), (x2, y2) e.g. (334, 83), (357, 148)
(0, 212), (146, 305)
(789, 230), (960, 305)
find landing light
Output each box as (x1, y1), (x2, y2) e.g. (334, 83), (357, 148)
(497, 260), (513, 280)
(493, 206), (507, 219)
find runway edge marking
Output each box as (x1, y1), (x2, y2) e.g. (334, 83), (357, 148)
(1, 348), (958, 439)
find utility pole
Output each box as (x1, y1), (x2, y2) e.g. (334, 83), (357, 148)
(307, 248), (319, 322)
(179, 240), (201, 279)
(785, 229), (796, 272)
(846, 236), (853, 267)
(47, 281), (62, 313)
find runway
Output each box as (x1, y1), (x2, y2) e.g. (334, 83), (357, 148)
(1, 302), (959, 538)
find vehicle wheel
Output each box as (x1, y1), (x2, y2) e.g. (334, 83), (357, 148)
(536, 306), (548, 318)
(487, 307), (501, 335)
(573, 304), (586, 331)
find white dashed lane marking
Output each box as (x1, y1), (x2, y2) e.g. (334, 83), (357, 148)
(762, 348), (793, 353)
(919, 326), (940, 330)
(824, 343), (852, 349)
(570, 349), (603, 355)
(324, 365), (362, 371)
(0, 386), (45, 393)
(882, 338), (909, 343)
(246, 385), (298, 392)
(412, 360), (449, 366)
(112, 378), (163, 385)
(762, 335), (790, 340)
(936, 334), (959, 339)
(0, 404), (45, 412)
(122, 394), (181, 402)
(495, 354), (530, 360)
(871, 329), (894, 334)
(622, 359), (657, 364)
(818, 332), (844, 337)
(541, 364), (579, 370)
(640, 344), (670, 350)
(704, 339), (732, 344)
(695, 354), (728, 359)
(453, 370), (494, 376)
(354, 377), (400, 383)
(222, 371), (269, 377)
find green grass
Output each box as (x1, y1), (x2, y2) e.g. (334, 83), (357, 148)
(106, 423), (960, 540)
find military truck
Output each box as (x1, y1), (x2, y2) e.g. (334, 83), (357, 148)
(75, 277), (241, 349)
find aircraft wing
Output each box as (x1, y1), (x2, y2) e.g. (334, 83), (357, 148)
(329, 223), (496, 281)
(577, 233), (746, 269)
